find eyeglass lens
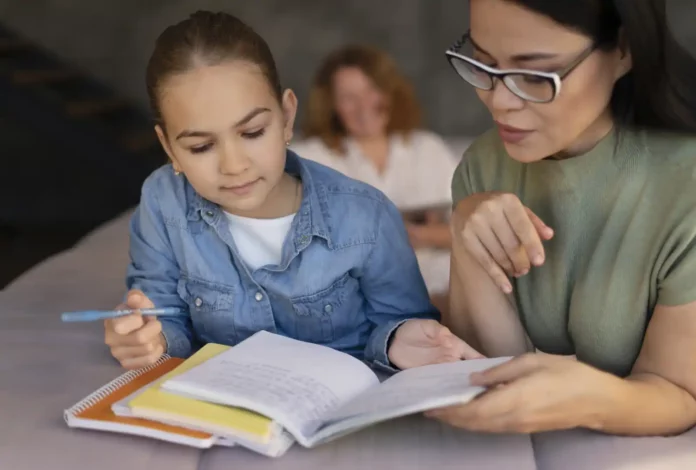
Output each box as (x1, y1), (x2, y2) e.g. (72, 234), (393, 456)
(449, 56), (556, 103)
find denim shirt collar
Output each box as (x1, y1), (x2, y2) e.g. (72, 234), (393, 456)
(184, 150), (333, 250)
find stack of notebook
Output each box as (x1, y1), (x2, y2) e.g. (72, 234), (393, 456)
(64, 343), (294, 457)
(65, 331), (509, 458)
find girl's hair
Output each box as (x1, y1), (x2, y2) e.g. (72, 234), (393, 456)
(145, 10), (282, 124)
(302, 44), (422, 153)
(509, 0), (696, 133)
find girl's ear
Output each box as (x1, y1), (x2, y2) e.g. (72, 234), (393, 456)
(155, 124), (183, 173)
(281, 89), (298, 144)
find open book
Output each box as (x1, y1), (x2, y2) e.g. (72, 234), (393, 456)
(161, 331), (510, 448)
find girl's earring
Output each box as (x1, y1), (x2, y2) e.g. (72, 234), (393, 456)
(174, 169), (181, 176)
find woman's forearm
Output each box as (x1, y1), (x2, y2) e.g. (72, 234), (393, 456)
(446, 242), (531, 357)
(588, 372), (696, 436)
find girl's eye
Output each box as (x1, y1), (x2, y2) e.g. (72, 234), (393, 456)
(242, 128), (266, 139)
(190, 143), (213, 154)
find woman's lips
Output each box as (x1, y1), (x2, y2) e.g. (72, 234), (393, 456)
(496, 122), (534, 144)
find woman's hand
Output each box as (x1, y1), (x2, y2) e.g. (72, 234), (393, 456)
(425, 353), (616, 433)
(388, 319), (485, 369)
(452, 193), (554, 293)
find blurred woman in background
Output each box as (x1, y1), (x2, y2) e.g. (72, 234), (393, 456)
(292, 44), (458, 310)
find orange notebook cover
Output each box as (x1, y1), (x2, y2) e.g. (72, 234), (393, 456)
(63, 355), (217, 448)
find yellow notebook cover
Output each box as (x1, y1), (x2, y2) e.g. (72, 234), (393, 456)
(64, 355), (217, 448)
(127, 343), (278, 443)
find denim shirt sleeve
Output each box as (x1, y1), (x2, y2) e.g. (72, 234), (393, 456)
(125, 182), (194, 358)
(361, 198), (440, 372)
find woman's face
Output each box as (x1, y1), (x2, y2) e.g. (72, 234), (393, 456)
(469, 0), (631, 162)
(331, 66), (389, 140)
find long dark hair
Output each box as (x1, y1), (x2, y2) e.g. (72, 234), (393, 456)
(510, 0), (696, 133)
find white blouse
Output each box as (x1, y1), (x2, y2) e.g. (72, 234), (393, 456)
(291, 130), (459, 294)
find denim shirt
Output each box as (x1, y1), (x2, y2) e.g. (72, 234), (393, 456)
(126, 150), (438, 370)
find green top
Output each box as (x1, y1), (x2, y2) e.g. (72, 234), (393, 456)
(452, 127), (696, 376)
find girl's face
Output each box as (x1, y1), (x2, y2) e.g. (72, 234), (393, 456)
(468, 0), (632, 161)
(155, 60), (297, 217)
(332, 66), (389, 140)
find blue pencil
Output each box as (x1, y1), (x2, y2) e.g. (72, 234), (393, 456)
(61, 307), (185, 323)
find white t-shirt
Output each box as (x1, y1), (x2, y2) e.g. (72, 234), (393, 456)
(223, 211), (296, 271)
(291, 130), (459, 294)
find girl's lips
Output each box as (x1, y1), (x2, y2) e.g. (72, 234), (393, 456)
(220, 178), (260, 196)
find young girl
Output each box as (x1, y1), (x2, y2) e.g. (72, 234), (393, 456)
(103, 11), (479, 371)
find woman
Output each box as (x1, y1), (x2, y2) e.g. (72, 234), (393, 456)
(427, 0), (696, 436)
(292, 44), (458, 307)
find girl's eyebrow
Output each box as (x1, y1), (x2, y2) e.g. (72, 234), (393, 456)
(176, 107), (271, 140)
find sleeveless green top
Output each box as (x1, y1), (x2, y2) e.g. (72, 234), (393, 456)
(451, 127), (696, 376)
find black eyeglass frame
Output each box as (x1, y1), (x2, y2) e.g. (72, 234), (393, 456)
(445, 31), (597, 103)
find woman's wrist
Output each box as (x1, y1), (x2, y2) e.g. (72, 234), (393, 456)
(582, 370), (696, 435)
(576, 368), (630, 431)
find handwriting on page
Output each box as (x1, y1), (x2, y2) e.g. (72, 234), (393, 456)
(324, 357), (511, 423)
(192, 359), (340, 436)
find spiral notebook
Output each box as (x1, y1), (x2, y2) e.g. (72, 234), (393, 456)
(63, 355), (223, 448)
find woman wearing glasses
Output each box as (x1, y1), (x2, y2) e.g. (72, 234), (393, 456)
(427, 0), (696, 436)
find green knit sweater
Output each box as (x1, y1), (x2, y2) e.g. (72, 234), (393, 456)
(452, 127), (696, 376)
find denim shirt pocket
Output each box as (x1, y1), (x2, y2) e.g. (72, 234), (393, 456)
(290, 272), (362, 344)
(177, 276), (235, 340)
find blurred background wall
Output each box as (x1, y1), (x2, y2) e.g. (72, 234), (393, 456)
(0, 0), (694, 287)
(1, 1), (694, 137)
(0, 0), (486, 138)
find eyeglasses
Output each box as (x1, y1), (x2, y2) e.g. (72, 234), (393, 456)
(445, 31), (596, 103)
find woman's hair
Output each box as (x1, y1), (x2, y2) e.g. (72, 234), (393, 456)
(509, 0), (696, 133)
(145, 10), (282, 124)
(302, 44), (422, 153)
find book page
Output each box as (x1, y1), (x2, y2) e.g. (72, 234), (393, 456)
(310, 357), (511, 446)
(161, 331), (379, 444)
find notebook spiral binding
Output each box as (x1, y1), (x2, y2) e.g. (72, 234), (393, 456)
(64, 354), (171, 419)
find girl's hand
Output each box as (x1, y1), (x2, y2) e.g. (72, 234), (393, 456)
(452, 193), (554, 293)
(104, 289), (166, 369)
(425, 353), (614, 433)
(388, 319), (485, 369)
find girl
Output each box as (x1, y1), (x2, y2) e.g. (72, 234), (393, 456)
(292, 45), (458, 309)
(428, 0), (696, 436)
(103, 11), (479, 371)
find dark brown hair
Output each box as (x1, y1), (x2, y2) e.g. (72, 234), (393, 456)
(302, 44), (422, 153)
(145, 10), (282, 124)
(509, 0), (696, 133)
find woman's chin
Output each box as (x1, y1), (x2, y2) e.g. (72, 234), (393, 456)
(502, 141), (551, 164)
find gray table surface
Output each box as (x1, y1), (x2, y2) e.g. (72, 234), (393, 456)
(1, 211), (695, 470)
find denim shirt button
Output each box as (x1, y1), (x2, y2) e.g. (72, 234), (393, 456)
(324, 304), (333, 314)
(255, 292), (264, 302)
(194, 297), (203, 307)
(205, 210), (214, 217)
